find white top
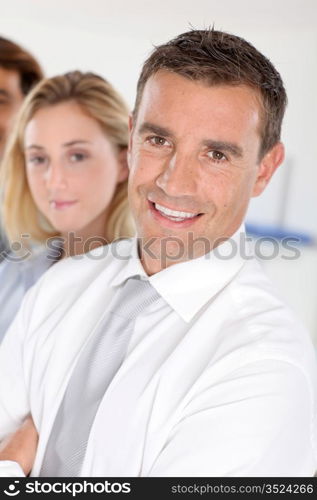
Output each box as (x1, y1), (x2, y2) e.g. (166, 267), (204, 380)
(0, 226), (316, 477)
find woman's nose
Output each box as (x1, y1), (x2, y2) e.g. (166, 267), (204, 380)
(44, 163), (68, 190)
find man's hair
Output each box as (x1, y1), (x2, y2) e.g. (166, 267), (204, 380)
(134, 29), (287, 158)
(0, 36), (43, 95)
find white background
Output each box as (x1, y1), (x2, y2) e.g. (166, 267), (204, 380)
(1, 0), (317, 339)
(2, 0), (317, 237)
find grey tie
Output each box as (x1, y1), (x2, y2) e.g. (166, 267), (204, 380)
(40, 276), (160, 477)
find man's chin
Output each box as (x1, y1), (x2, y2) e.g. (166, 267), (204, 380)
(138, 232), (215, 275)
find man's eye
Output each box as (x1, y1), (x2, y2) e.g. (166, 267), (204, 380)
(208, 150), (227, 162)
(147, 136), (169, 147)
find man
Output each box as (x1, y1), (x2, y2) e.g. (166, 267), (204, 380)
(0, 36), (43, 255)
(0, 29), (316, 477)
(0, 37), (43, 159)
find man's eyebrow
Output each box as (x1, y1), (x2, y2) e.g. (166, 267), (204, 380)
(136, 123), (243, 157)
(138, 122), (174, 138)
(203, 140), (243, 158)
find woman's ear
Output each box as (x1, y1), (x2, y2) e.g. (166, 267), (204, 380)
(252, 142), (285, 197)
(117, 147), (129, 183)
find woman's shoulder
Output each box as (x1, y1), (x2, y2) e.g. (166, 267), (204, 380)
(0, 245), (53, 287)
(0, 247), (55, 342)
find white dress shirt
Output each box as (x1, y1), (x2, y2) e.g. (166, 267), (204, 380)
(0, 226), (316, 477)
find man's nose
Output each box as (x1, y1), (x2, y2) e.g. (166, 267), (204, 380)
(155, 152), (197, 197)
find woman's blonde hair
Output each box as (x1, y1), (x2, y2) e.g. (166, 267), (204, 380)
(0, 70), (135, 246)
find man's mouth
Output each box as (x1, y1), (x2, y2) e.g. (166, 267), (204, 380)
(148, 200), (203, 224)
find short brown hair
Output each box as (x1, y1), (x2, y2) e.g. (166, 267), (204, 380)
(134, 29), (287, 158)
(0, 36), (43, 94)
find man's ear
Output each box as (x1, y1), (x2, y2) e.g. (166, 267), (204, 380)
(117, 147), (129, 183)
(117, 115), (135, 182)
(252, 142), (285, 197)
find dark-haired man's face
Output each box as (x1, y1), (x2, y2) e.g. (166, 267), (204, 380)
(128, 71), (284, 275)
(0, 66), (24, 159)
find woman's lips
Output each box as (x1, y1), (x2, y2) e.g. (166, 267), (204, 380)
(50, 200), (78, 210)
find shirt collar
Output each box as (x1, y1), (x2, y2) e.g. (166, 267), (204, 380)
(110, 223), (250, 323)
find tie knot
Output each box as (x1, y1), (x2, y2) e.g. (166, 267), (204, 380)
(109, 276), (160, 320)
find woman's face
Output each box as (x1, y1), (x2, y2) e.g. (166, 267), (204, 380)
(24, 101), (128, 237)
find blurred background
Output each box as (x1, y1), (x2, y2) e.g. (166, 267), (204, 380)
(1, 0), (317, 343)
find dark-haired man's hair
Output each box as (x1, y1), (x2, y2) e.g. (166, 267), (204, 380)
(0, 36), (43, 95)
(134, 29), (287, 159)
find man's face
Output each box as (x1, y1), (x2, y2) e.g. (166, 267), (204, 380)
(0, 66), (24, 159)
(128, 71), (283, 275)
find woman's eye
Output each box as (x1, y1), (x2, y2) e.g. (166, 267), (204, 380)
(69, 152), (86, 162)
(208, 150), (227, 162)
(147, 136), (169, 147)
(28, 156), (46, 166)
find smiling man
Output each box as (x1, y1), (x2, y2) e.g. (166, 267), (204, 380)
(128, 70), (283, 273)
(0, 29), (316, 477)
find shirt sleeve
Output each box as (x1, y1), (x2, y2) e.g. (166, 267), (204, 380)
(0, 280), (44, 477)
(0, 277), (41, 480)
(147, 359), (316, 477)
(0, 258), (25, 343)
(0, 461), (25, 477)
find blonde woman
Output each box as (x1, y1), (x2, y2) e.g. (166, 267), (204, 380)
(0, 71), (134, 341)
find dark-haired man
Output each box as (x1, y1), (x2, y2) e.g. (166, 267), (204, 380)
(0, 30), (316, 477)
(0, 36), (43, 256)
(0, 36), (43, 159)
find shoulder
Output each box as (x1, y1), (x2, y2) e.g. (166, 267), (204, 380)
(37, 237), (133, 289)
(219, 256), (317, 389)
(0, 247), (56, 341)
(228, 256), (310, 341)
(0, 245), (52, 283)
(0, 252), (30, 284)
(18, 238), (134, 328)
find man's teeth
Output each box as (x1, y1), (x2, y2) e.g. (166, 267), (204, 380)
(154, 202), (198, 220)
